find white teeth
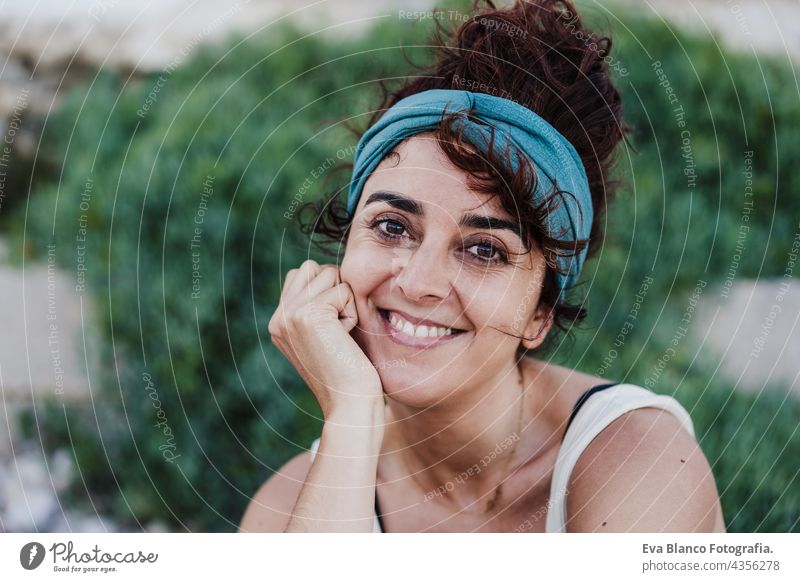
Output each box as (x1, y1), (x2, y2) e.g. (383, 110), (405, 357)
(386, 311), (455, 338)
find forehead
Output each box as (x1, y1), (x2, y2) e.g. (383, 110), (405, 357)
(359, 133), (509, 220)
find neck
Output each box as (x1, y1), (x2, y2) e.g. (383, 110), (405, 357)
(384, 359), (532, 512)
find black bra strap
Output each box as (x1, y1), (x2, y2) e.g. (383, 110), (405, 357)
(375, 491), (385, 531)
(561, 383), (618, 442)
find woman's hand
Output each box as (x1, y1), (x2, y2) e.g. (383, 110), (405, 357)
(268, 259), (383, 420)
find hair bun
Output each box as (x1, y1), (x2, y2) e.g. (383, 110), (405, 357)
(376, 0), (632, 257)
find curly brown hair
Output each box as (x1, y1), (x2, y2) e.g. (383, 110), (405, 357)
(297, 0), (633, 358)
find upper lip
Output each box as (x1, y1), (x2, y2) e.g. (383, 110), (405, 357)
(380, 308), (465, 331)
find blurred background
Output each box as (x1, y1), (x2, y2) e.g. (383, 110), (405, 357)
(0, 0), (798, 533)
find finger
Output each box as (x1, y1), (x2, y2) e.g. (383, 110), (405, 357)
(314, 282), (357, 323)
(339, 292), (358, 333)
(319, 267), (358, 332)
(298, 265), (339, 302)
(332, 280), (359, 333)
(282, 259), (321, 300)
(280, 269), (297, 303)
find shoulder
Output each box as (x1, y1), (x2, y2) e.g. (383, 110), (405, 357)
(565, 406), (725, 532)
(522, 358), (610, 421)
(238, 450), (313, 532)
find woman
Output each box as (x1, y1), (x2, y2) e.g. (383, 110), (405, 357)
(240, 0), (725, 533)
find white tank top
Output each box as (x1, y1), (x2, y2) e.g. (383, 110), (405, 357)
(307, 383), (696, 533)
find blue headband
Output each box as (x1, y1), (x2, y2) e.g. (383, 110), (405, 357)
(346, 89), (592, 298)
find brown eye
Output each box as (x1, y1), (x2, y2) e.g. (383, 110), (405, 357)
(370, 217), (411, 240)
(465, 240), (508, 265)
(474, 242), (495, 259)
(383, 220), (405, 236)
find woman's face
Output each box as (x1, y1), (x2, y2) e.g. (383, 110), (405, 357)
(340, 133), (553, 407)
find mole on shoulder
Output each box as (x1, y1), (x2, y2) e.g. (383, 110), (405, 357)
(601, 521), (607, 526)
(680, 459), (686, 463)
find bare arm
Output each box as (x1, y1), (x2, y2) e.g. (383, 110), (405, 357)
(239, 452), (313, 532)
(286, 401), (384, 532)
(239, 399), (384, 533)
(566, 407), (726, 532)
(256, 260), (387, 532)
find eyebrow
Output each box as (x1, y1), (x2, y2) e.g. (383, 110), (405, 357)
(364, 190), (523, 238)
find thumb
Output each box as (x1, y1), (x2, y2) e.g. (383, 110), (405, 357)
(316, 282), (358, 332)
(339, 284), (359, 333)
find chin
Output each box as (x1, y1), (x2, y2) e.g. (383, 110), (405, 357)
(376, 365), (462, 409)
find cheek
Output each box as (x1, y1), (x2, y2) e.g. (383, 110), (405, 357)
(456, 276), (521, 328)
(340, 243), (391, 298)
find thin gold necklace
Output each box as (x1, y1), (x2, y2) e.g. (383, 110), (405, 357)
(392, 362), (527, 517)
(482, 360), (526, 513)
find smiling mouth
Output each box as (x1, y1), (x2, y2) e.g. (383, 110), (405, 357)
(377, 308), (467, 348)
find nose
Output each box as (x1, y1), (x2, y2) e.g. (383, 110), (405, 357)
(392, 239), (452, 302)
